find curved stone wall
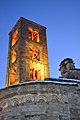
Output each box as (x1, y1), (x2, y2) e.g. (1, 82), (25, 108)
(0, 80), (80, 120)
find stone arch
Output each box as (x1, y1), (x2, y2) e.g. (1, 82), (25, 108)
(35, 95), (48, 104)
(23, 95), (34, 104)
(10, 97), (21, 106)
(50, 95), (60, 103)
(0, 100), (9, 110)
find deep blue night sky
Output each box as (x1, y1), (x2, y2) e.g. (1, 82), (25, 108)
(0, 0), (80, 88)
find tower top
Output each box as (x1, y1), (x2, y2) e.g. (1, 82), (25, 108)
(9, 17), (47, 35)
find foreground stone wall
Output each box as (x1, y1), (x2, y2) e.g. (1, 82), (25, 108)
(0, 79), (80, 120)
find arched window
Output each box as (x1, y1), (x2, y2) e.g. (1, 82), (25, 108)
(29, 46), (40, 61)
(30, 68), (34, 79)
(33, 30), (39, 42)
(37, 70), (41, 79)
(12, 50), (16, 63)
(12, 29), (18, 46)
(10, 69), (16, 84)
(29, 47), (33, 59)
(28, 27), (33, 40)
(35, 70), (38, 79)
(28, 27), (40, 42)
(33, 49), (40, 60)
(30, 68), (40, 80)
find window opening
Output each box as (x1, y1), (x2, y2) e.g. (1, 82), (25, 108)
(33, 30), (39, 42)
(12, 50), (16, 63)
(30, 68), (40, 80)
(10, 69), (16, 84)
(30, 68), (34, 79)
(12, 29), (18, 46)
(35, 70), (38, 79)
(29, 48), (33, 59)
(28, 27), (33, 40)
(29, 47), (40, 61)
(28, 27), (39, 42)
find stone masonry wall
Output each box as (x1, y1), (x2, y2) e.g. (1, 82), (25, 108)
(0, 79), (80, 120)
(6, 17), (50, 86)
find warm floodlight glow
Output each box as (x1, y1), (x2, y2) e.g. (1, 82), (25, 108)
(10, 69), (16, 84)
(12, 29), (18, 46)
(29, 46), (40, 60)
(28, 27), (39, 42)
(30, 61), (44, 80)
(30, 68), (41, 80)
(33, 30), (39, 42)
(12, 50), (16, 63)
(28, 27), (33, 40)
(6, 18), (50, 87)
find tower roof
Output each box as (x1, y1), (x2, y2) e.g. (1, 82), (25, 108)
(9, 17), (47, 35)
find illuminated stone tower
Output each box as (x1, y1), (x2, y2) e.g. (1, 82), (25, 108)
(6, 17), (50, 86)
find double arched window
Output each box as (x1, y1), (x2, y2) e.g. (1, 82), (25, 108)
(28, 27), (39, 42)
(30, 68), (41, 80)
(29, 46), (40, 60)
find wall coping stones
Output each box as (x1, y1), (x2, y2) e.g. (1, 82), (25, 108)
(0, 78), (79, 91)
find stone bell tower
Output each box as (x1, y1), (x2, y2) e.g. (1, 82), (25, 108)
(6, 17), (50, 86)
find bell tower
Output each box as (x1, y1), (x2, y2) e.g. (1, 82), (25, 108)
(6, 17), (50, 86)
